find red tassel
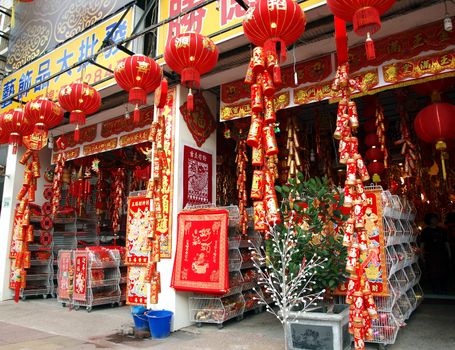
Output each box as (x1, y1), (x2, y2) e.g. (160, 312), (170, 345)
(273, 64), (282, 86)
(14, 282), (20, 303)
(187, 89), (194, 111)
(33, 123), (47, 136)
(365, 33), (375, 60)
(134, 105), (140, 124)
(74, 125), (80, 142)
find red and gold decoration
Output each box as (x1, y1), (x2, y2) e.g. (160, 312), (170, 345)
(1, 107), (33, 154)
(327, 0), (396, 60)
(183, 146), (212, 208)
(171, 209), (229, 294)
(114, 54), (162, 123)
(180, 92), (216, 147)
(58, 83), (101, 141)
(414, 102), (455, 181)
(395, 94), (417, 178)
(236, 139), (248, 235)
(111, 168), (125, 241)
(164, 32), (219, 111)
(51, 152), (66, 216)
(331, 48), (377, 349)
(24, 97), (64, 136)
(101, 106), (153, 138)
(283, 115), (303, 182)
(57, 250), (73, 300)
(73, 251), (89, 301)
(242, 0), (306, 84)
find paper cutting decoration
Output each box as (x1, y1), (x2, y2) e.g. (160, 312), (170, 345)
(183, 145), (212, 208)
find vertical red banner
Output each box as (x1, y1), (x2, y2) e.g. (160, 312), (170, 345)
(58, 251), (73, 300)
(183, 145), (213, 209)
(73, 251), (88, 301)
(125, 197), (152, 266)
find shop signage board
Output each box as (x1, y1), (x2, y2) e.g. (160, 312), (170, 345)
(1, 10), (134, 112)
(183, 145), (213, 208)
(156, 0), (325, 57)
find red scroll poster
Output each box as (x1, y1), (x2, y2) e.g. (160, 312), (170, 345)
(337, 188), (388, 296)
(125, 196), (152, 266)
(57, 251), (73, 300)
(183, 145), (212, 208)
(73, 251), (89, 301)
(127, 266), (148, 306)
(171, 209), (229, 294)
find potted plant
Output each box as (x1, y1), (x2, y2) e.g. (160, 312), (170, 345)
(252, 174), (350, 350)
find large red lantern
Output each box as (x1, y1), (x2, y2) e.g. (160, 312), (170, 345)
(367, 160), (385, 175)
(366, 147), (384, 161)
(58, 83), (101, 141)
(364, 133), (380, 147)
(114, 54), (162, 123)
(1, 107), (34, 154)
(24, 97), (64, 136)
(164, 32), (219, 111)
(243, 0), (306, 63)
(326, 0), (396, 60)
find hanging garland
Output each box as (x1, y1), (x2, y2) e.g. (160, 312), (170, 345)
(237, 139), (248, 235)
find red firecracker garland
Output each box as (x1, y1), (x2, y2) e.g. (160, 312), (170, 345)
(111, 168), (125, 240)
(236, 139), (248, 235)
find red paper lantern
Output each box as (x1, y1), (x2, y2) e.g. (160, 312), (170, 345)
(327, 0), (396, 60)
(367, 160), (385, 175)
(242, 0), (306, 64)
(363, 118), (377, 133)
(24, 97), (64, 136)
(414, 103), (455, 145)
(0, 114), (9, 144)
(164, 32), (219, 111)
(1, 107), (33, 154)
(365, 133), (380, 147)
(114, 54), (162, 123)
(58, 83), (101, 141)
(366, 147), (384, 161)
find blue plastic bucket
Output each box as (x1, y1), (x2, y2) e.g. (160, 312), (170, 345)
(146, 310), (173, 339)
(131, 306), (149, 331)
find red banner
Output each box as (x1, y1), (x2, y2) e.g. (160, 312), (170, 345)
(51, 147), (80, 163)
(53, 124), (97, 151)
(183, 146), (212, 208)
(119, 129), (149, 147)
(171, 209), (229, 294)
(73, 251), (88, 301)
(101, 106), (153, 138)
(125, 197), (152, 266)
(83, 138), (118, 156)
(57, 251), (72, 300)
(126, 266), (148, 306)
(336, 189), (388, 296)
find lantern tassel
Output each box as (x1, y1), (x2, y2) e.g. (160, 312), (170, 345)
(441, 152), (447, 181)
(187, 89), (194, 111)
(134, 105), (140, 124)
(74, 125), (80, 142)
(33, 123), (47, 137)
(273, 64), (282, 86)
(365, 32), (375, 60)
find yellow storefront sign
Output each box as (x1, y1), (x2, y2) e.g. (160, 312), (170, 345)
(157, 0), (326, 57)
(0, 11), (134, 112)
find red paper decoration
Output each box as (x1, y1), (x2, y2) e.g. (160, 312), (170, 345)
(58, 83), (101, 141)
(40, 216), (53, 230)
(24, 97), (64, 136)
(243, 0), (306, 64)
(164, 32), (219, 111)
(327, 0), (396, 60)
(114, 54), (162, 123)
(1, 107), (34, 154)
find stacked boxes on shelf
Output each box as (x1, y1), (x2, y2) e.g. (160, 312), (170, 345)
(368, 191), (423, 347)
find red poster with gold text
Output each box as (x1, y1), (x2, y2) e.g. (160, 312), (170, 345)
(125, 197), (152, 266)
(171, 209), (229, 294)
(73, 251), (88, 301)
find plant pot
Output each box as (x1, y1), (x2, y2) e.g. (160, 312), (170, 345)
(284, 304), (351, 350)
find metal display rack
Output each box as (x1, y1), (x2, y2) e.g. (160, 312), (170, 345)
(189, 205), (266, 328)
(368, 191), (423, 349)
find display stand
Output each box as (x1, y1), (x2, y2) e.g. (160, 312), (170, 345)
(368, 191), (423, 349)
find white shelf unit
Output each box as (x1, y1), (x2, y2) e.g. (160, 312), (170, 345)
(368, 191), (423, 348)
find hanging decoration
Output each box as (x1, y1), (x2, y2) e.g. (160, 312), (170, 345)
(1, 107), (34, 154)
(164, 32), (219, 111)
(283, 115), (303, 182)
(331, 18), (377, 350)
(51, 153), (66, 216)
(242, 0), (306, 84)
(111, 168), (125, 242)
(24, 97), (64, 136)
(236, 139), (248, 235)
(58, 83), (101, 141)
(327, 0), (396, 60)
(414, 102), (455, 181)
(114, 54), (162, 123)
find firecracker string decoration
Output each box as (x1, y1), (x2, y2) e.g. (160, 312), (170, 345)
(395, 101), (417, 178)
(284, 116), (303, 182)
(112, 168), (125, 243)
(236, 139), (248, 235)
(51, 153), (66, 216)
(332, 60), (378, 350)
(374, 103), (388, 169)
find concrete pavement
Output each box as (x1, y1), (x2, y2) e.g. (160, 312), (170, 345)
(0, 298), (454, 349)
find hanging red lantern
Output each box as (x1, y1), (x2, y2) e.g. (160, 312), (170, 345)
(24, 97), (64, 136)
(414, 102), (455, 180)
(327, 0), (396, 60)
(58, 83), (101, 141)
(1, 107), (33, 154)
(114, 54), (162, 123)
(242, 0), (306, 83)
(367, 160), (385, 175)
(164, 32), (219, 111)
(364, 133), (380, 147)
(0, 114), (9, 144)
(366, 147), (384, 161)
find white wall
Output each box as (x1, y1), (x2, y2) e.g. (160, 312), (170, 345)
(150, 85), (218, 331)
